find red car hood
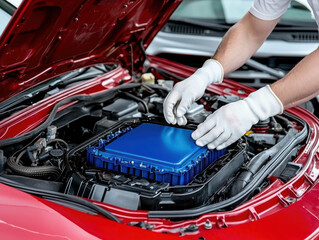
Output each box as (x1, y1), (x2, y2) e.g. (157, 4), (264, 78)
(0, 0), (181, 103)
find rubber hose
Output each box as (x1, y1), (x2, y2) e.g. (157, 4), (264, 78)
(230, 127), (297, 196)
(120, 91), (149, 113)
(7, 156), (61, 180)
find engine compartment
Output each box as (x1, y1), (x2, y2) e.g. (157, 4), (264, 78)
(0, 70), (308, 220)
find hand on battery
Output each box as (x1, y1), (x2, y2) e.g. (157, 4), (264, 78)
(164, 59), (223, 125)
(192, 86), (284, 150)
(163, 73), (208, 125)
(192, 99), (256, 150)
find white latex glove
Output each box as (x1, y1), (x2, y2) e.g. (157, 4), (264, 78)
(164, 59), (224, 125)
(192, 85), (284, 150)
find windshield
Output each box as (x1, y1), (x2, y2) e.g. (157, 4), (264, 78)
(171, 0), (316, 27)
(0, 8), (11, 35)
(0, 0), (21, 36)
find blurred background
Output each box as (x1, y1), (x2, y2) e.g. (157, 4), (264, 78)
(147, 0), (319, 114)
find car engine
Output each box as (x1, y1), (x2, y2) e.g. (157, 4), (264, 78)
(0, 69), (307, 216)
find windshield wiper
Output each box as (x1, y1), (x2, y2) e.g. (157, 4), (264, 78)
(168, 18), (230, 31)
(275, 21), (318, 30)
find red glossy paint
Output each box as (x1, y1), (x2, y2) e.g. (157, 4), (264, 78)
(0, 0), (182, 103)
(0, 0), (318, 238)
(0, 183), (181, 240)
(0, 57), (318, 239)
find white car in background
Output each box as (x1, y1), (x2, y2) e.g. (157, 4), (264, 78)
(147, 0), (319, 89)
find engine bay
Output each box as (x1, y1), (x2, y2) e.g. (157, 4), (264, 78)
(0, 69), (308, 220)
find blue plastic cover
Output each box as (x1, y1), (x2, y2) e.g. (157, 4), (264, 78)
(87, 123), (226, 185)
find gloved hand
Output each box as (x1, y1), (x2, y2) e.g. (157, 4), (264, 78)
(164, 59), (224, 125)
(192, 85), (283, 150)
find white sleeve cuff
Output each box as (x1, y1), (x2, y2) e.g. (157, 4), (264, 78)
(249, 0), (291, 21)
(249, 5), (286, 21)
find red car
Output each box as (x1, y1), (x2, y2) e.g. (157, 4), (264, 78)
(0, 0), (318, 239)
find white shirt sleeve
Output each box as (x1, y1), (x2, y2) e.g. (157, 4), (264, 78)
(249, 0), (292, 20)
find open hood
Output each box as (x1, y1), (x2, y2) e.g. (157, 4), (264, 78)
(0, 0), (181, 103)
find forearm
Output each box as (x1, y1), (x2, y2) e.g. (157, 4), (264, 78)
(213, 12), (279, 74)
(271, 47), (319, 109)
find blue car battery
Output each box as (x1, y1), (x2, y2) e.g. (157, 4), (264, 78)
(87, 123), (226, 185)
